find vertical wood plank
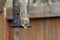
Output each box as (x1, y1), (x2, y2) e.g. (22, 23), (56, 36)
(0, 10), (6, 40)
(44, 19), (52, 40)
(55, 18), (60, 40)
(14, 28), (19, 40)
(10, 18), (60, 40)
(51, 19), (56, 40)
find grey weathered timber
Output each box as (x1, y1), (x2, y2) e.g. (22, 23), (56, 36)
(13, 0), (19, 40)
(7, 13), (60, 20)
(6, 2), (60, 19)
(13, 0), (21, 27)
(14, 28), (18, 40)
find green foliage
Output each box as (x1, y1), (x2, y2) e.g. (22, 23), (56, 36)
(32, 0), (36, 3)
(31, 0), (48, 3)
(6, 0), (12, 8)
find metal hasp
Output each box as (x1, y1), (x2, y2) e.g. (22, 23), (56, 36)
(13, 0), (22, 27)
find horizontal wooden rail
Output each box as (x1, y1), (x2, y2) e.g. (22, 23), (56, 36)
(6, 13), (60, 20)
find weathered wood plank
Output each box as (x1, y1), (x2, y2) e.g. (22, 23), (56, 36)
(6, 2), (60, 19)
(7, 18), (60, 40)
(0, 10), (6, 40)
(6, 13), (60, 20)
(6, 9), (60, 20)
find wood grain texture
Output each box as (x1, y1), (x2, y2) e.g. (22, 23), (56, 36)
(0, 0), (60, 40)
(6, 8), (60, 19)
(0, 11), (6, 40)
(6, 18), (60, 40)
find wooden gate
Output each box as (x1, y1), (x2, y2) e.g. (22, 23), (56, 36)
(0, 0), (60, 40)
(2, 0), (60, 40)
(6, 17), (60, 40)
(0, 10), (60, 40)
(5, 4), (60, 40)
